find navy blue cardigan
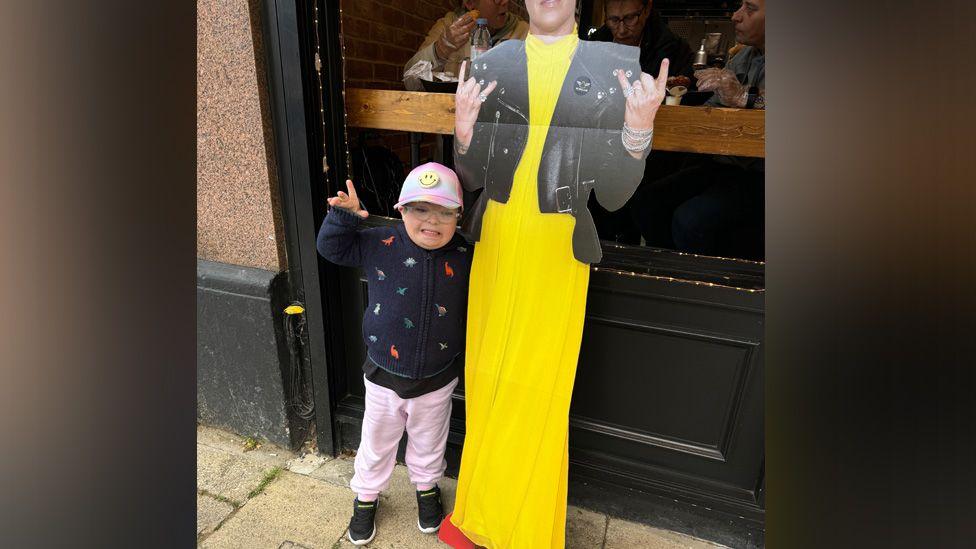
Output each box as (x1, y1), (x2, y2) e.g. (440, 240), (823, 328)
(316, 207), (472, 379)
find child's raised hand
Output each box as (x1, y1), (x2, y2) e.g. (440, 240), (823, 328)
(327, 179), (369, 219)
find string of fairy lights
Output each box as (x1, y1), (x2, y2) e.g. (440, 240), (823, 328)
(591, 266), (764, 293)
(312, 0), (352, 198)
(596, 242), (765, 292)
(602, 241), (766, 266)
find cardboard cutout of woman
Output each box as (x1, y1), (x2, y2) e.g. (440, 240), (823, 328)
(440, 1), (669, 547)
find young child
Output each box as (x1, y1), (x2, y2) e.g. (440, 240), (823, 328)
(316, 162), (472, 546)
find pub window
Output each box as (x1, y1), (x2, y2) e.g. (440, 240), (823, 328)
(320, 0), (764, 282)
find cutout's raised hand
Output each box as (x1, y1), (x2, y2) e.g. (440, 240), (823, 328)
(616, 58), (669, 132)
(454, 60), (497, 153)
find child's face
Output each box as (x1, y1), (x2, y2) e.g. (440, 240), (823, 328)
(400, 201), (459, 250)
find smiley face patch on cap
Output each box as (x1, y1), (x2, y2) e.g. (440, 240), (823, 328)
(394, 162), (463, 211)
(418, 170), (440, 188)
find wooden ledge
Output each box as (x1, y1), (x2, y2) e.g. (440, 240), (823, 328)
(345, 88), (765, 158)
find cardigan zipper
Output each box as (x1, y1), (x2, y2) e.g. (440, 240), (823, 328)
(416, 251), (433, 373)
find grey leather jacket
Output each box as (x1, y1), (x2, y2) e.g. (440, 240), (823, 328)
(455, 39), (648, 264)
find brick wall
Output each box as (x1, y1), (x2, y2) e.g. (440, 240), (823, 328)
(340, 0), (530, 169)
(340, 0), (453, 167)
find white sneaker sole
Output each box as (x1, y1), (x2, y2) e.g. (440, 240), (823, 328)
(417, 518), (440, 534)
(347, 525), (376, 546)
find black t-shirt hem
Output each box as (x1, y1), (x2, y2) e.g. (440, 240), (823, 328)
(362, 357), (460, 399)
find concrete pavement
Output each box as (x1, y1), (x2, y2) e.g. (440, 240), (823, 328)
(196, 425), (729, 548)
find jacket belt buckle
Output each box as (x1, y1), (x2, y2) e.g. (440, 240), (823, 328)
(555, 186), (573, 213)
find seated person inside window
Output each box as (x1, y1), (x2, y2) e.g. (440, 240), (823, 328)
(403, 0), (529, 91)
(586, 0), (696, 245)
(587, 0), (694, 82)
(630, 0), (765, 260)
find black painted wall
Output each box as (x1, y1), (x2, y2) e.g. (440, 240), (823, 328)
(197, 259), (309, 449)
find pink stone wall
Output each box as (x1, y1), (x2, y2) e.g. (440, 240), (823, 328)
(197, 0), (286, 272)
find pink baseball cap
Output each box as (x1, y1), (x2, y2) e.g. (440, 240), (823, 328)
(394, 162), (463, 211)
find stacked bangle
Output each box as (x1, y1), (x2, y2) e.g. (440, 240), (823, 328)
(622, 123), (653, 153)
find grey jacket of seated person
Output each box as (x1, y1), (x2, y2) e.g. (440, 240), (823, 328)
(455, 39), (648, 265)
(706, 45), (765, 172)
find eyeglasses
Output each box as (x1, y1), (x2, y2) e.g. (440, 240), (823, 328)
(402, 204), (461, 223)
(606, 10), (643, 27)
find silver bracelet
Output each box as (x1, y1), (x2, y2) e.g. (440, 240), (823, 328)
(622, 137), (652, 153)
(621, 123), (653, 153)
(623, 123), (653, 136)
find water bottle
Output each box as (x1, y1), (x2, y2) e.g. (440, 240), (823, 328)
(692, 39), (708, 70)
(470, 18), (491, 62)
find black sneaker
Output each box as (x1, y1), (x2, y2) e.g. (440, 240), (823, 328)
(416, 485), (443, 534)
(347, 498), (378, 546)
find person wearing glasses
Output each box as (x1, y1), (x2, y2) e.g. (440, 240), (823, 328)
(586, 0), (696, 246)
(588, 0), (694, 83)
(316, 162), (472, 545)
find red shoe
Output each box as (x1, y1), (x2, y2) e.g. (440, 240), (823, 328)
(437, 512), (477, 549)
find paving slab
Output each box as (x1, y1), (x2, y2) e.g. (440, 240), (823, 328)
(198, 443), (279, 504)
(200, 471), (350, 549)
(606, 517), (730, 548)
(277, 542), (314, 549)
(197, 424), (294, 468)
(308, 455), (356, 488)
(567, 505), (608, 549)
(197, 493), (236, 537)
(198, 426), (725, 548)
(287, 452), (332, 475)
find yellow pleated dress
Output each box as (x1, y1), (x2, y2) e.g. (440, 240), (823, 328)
(451, 32), (588, 549)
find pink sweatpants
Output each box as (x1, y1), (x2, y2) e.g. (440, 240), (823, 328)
(350, 375), (458, 500)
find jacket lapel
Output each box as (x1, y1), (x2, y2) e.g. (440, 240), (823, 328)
(549, 43), (615, 130)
